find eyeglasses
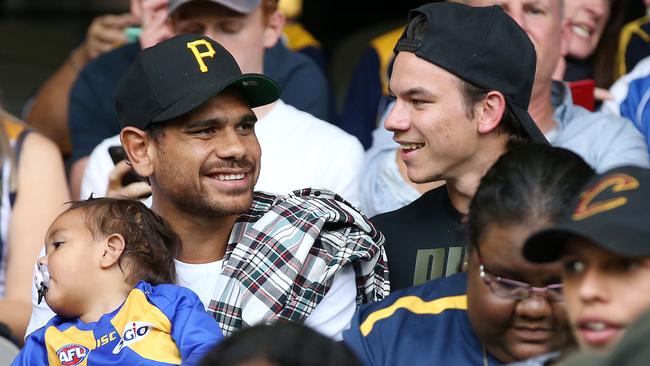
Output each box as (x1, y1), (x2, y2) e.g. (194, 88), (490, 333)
(478, 262), (564, 302)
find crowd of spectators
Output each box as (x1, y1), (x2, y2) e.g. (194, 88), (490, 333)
(1, 0), (650, 365)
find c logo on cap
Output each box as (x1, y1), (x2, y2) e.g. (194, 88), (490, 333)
(572, 173), (639, 221)
(187, 39), (216, 73)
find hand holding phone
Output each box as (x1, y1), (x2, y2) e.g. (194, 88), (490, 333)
(107, 145), (143, 187)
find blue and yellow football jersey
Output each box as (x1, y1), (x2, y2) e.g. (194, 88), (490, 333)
(343, 273), (503, 366)
(13, 281), (223, 366)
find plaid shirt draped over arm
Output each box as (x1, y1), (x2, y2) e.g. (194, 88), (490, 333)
(208, 189), (390, 336)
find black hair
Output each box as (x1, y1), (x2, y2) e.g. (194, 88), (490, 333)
(466, 144), (594, 250)
(457, 80), (531, 149)
(145, 122), (166, 143)
(66, 197), (180, 285)
(199, 322), (363, 366)
(405, 13), (427, 41)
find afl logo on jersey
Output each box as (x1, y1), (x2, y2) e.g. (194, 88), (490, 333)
(56, 344), (89, 366)
(112, 321), (152, 354)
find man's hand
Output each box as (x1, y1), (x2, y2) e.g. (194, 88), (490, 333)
(139, 0), (174, 49)
(79, 13), (138, 63)
(594, 87), (613, 103)
(107, 160), (152, 199)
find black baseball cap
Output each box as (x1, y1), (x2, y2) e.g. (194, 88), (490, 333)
(115, 34), (280, 130)
(523, 165), (650, 263)
(394, 2), (547, 144)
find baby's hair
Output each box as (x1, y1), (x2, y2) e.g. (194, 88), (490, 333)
(66, 197), (180, 285)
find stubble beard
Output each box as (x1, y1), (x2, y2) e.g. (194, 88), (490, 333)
(169, 184), (254, 219)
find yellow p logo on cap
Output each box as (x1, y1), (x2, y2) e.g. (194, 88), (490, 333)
(187, 39), (216, 73)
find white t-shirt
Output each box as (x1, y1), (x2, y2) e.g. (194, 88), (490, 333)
(174, 259), (357, 340)
(26, 259), (357, 341)
(80, 100), (364, 206)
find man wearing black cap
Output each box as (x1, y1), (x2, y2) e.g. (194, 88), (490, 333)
(28, 34), (389, 339)
(371, 1), (546, 291)
(360, 0), (649, 248)
(523, 165), (650, 353)
(68, 0), (351, 202)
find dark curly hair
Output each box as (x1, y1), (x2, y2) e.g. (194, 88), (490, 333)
(66, 197), (180, 285)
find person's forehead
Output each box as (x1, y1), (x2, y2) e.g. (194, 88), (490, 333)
(173, 1), (252, 21)
(185, 91), (254, 120)
(48, 209), (85, 235)
(563, 236), (612, 257)
(390, 52), (461, 92)
(467, 0), (556, 5)
(480, 223), (564, 279)
(467, 0), (560, 12)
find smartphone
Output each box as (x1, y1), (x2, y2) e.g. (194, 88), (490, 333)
(124, 27), (142, 44)
(107, 146), (143, 187)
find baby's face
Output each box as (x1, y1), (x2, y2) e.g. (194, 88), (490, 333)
(38, 210), (104, 318)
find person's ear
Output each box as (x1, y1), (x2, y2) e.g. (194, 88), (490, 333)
(262, 10), (286, 48)
(99, 233), (126, 269)
(475, 91), (506, 135)
(121, 127), (155, 178)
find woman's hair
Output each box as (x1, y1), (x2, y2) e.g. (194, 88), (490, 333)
(593, 0), (646, 88)
(199, 322), (363, 366)
(66, 197), (180, 285)
(467, 144), (594, 250)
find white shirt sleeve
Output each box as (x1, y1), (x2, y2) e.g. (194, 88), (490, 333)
(303, 266), (357, 340)
(79, 134), (122, 200)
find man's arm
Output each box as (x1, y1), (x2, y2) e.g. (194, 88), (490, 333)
(25, 13), (136, 156)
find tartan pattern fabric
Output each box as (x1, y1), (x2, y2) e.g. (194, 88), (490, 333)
(208, 188), (390, 336)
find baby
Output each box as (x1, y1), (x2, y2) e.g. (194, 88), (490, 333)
(13, 197), (223, 365)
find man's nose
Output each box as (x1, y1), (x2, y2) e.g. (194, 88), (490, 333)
(577, 267), (609, 304)
(517, 292), (553, 320)
(216, 130), (247, 160)
(384, 101), (410, 132)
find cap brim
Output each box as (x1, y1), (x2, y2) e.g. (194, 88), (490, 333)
(523, 220), (650, 263)
(152, 73), (280, 124)
(522, 226), (584, 263)
(509, 102), (549, 145)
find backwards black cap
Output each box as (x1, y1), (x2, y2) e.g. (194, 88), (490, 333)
(394, 2), (547, 144)
(115, 34), (280, 130)
(523, 165), (650, 263)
